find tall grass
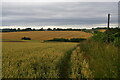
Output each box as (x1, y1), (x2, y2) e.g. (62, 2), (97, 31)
(72, 40), (119, 78)
(70, 46), (93, 78)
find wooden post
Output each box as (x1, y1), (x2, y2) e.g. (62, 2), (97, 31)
(118, 1), (120, 28)
(107, 14), (110, 43)
(108, 14), (110, 29)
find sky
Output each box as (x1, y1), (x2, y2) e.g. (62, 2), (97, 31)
(2, 0), (120, 2)
(1, 1), (119, 29)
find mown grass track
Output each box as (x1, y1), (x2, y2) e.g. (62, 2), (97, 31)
(57, 47), (76, 78)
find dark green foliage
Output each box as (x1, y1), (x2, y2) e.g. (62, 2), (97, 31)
(21, 37), (31, 40)
(92, 28), (120, 47)
(46, 38), (86, 42)
(1, 28), (81, 32)
(48, 38), (69, 42)
(92, 32), (108, 42)
(70, 38), (86, 42)
(113, 38), (120, 47)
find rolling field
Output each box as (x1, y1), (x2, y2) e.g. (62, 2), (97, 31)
(1, 31), (92, 41)
(2, 42), (77, 78)
(2, 31), (118, 79)
(2, 40), (119, 78)
(1, 31), (92, 78)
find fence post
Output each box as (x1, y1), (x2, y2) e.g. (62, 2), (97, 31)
(107, 14), (110, 43)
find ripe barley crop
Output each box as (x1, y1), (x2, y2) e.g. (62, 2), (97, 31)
(2, 31), (92, 41)
(2, 42), (77, 78)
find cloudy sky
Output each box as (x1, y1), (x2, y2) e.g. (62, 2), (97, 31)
(1, 1), (118, 29)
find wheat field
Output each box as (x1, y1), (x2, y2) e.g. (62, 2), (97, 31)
(1, 31), (92, 41)
(2, 42), (77, 78)
(2, 31), (119, 78)
(1, 31), (93, 78)
(3, 31), (117, 78)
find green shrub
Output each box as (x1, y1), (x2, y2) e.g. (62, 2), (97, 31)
(70, 38), (86, 42)
(113, 38), (120, 47)
(46, 38), (86, 42)
(92, 32), (108, 42)
(21, 37), (31, 40)
(92, 28), (120, 47)
(53, 38), (69, 42)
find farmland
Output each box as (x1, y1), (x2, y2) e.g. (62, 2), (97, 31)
(2, 40), (119, 78)
(2, 31), (92, 78)
(2, 42), (77, 78)
(1, 31), (92, 41)
(1, 30), (119, 79)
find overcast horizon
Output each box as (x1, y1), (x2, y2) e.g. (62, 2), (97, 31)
(1, 2), (118, 29)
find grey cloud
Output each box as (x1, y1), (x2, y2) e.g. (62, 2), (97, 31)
(2, 2), (118, 27)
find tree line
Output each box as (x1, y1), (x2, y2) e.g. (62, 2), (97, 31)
(0, 27), (107, 32)
(1, 28), (82, 32)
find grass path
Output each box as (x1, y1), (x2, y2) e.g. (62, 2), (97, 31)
(57, 46), (76, 78)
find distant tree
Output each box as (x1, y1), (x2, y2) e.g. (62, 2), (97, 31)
(47, 28), (52, 31)
(56, 28), (63, 31)
(53, 28), (56, 31)
(39, 28), (44, 31)
(25, 28), (32, 31)
(21, 37), (31, 40)
(33, 28), (36, 31)
(17, 28), (21, 31)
